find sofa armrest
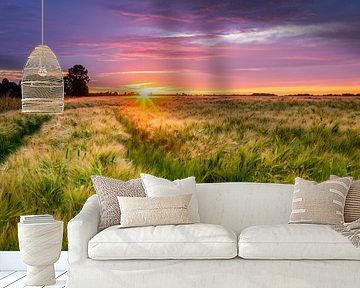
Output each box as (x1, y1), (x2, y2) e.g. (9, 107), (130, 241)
(68, 194), (100, 264)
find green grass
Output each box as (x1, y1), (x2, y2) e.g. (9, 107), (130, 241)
(0, 97), (21, 113)
(114, 98), (360, 183)
(0, 107), (140, 250)
(0, 96), (360, 250)
(0, 113), (51, 162)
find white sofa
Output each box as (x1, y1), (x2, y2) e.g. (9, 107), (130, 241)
(66, 182), (360, 288)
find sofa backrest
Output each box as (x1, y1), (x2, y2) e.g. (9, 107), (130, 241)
(196, 182), (294, 233)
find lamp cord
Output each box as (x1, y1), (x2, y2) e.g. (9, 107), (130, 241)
(42, 0), (44, 45)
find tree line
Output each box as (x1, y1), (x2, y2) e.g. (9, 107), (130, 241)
(0, 78), (21, 98)
(0, 64), (90, 98)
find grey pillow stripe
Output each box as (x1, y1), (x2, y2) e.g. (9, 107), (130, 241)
(345, 182), (360, 222)
(330, 175), (360, 223)
(91, 176), (146, 230)
(289, 177), (352, 225)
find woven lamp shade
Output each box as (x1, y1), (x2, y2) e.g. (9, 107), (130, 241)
(22, 45), (64, 113)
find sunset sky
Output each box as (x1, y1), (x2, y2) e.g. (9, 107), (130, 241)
(0, 0), (360, 95)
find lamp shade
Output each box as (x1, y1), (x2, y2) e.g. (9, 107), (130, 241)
(22, 45), (64, 113)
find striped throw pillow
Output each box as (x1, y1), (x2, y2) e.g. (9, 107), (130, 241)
(330, 175), (360, 223)
(289, 177), (352, 225)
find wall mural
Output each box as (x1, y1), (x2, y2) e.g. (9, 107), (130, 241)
(0, 0), (360, 250)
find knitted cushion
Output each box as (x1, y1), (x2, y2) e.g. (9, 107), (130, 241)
(91, 176), (146, 230)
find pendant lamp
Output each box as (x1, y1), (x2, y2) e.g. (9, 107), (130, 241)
(22, 0), (64, 113)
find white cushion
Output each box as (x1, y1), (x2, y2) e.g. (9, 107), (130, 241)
(238, 224), (360, 260)
(88, 223), (237, 260)
(140, 173), (200, 222)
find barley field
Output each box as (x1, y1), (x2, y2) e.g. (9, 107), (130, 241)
(0, 95), (360, 250)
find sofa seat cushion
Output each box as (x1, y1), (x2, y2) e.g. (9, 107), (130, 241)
(89, 223), (237, 260)
(238, 224), (360, 260)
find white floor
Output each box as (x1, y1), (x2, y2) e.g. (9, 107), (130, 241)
(0, 252), (69, 288)
(0, 271), (67, 288)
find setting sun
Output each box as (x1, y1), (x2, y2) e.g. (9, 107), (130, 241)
(138, 89), (153, 97)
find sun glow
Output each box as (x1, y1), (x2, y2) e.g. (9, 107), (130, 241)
(128, 89), (160, 110)
(138, 88), (153, 97)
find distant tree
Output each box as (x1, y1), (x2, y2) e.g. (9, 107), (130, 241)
(63, 76), (72, 96)
(0, 78), (22, 98)
(63, 65), (90, 96)
(2, 78), (9, 85)
(251, 93), (277, 97)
